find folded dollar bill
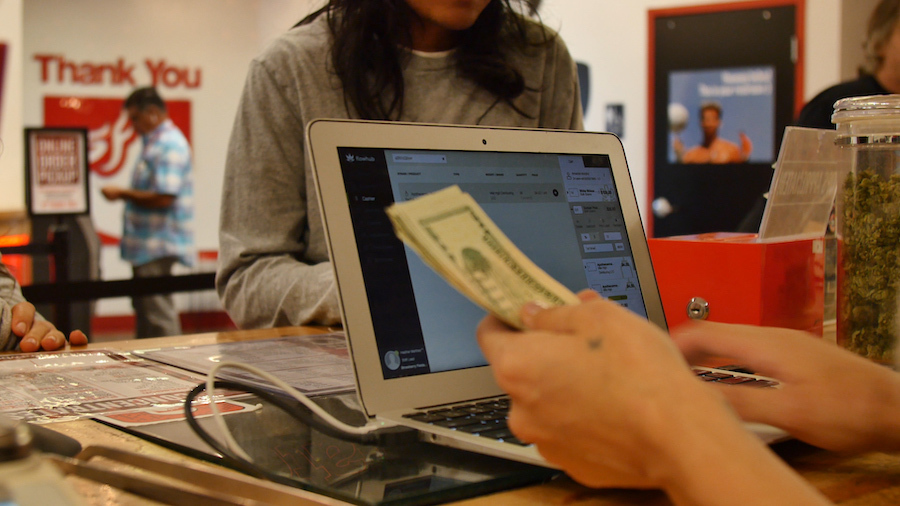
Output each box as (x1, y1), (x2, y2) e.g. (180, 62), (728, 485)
(385, 185), (580, 329)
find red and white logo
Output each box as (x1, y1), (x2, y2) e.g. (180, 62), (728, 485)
(43, 96), (192, 178)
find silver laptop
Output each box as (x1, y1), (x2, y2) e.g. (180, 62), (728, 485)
(306, 119), (786, 468)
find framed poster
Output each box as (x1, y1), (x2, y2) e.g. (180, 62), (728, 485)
(667, 65), (776, 164)
(24, 127), (90, 216)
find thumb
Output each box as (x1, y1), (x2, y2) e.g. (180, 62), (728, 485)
(10, 302), (36, 336)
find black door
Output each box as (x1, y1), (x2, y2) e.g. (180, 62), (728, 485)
(649, 3), (800, 237)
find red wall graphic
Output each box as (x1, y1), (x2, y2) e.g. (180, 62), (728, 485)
(43, 96), (191, 178)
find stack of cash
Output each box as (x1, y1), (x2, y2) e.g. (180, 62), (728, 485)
(386, 185), (580, 329)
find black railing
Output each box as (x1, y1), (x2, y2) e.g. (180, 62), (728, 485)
(0, 227), (216, 334)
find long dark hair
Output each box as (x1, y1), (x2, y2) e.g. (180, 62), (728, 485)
(296, 0), (551, 120)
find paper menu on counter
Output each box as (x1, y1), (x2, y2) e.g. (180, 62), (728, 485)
(133, 333), (355, 397)
(0, 350), (218, 424)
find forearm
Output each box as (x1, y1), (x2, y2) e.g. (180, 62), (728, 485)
(652, 391), (829, 505)
(216, 146), (341, 327)
(0, 265), (43, 323)
(216, 248), (340, 328)
(121, 189), (175, 209)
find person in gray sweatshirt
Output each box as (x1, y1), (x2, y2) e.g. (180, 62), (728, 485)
(217, 0), (583, 328)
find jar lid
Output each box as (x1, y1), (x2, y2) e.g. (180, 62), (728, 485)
(832, 94), (900, 124)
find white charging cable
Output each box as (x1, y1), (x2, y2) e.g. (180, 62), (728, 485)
(204, 361), (393, 461)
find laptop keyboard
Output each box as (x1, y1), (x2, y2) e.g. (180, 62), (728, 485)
(403, 369), (777, 447)
(402, 398), (529, 446)
(692, 367), (779, 387)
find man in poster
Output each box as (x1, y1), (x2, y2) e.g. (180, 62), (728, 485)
(673, 101), (752, 164)
(101, 87), (193, 338)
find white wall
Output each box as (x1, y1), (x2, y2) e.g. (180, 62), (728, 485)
(841, 0), (879, 80)
(538, 0), (843, 221)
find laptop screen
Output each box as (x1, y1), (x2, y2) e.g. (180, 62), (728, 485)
(338, 147), (648, 380)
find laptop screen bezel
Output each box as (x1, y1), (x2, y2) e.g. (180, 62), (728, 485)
(307, 119), (667, 417)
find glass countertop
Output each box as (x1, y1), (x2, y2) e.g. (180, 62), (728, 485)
(104, 392), (559, 505)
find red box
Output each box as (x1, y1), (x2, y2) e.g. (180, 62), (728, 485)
(648, 233), (824, 335)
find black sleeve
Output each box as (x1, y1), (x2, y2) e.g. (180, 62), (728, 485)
(795, 94), (837, 130)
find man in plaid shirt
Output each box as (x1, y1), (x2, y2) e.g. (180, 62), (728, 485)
(102, 87), (194, 338)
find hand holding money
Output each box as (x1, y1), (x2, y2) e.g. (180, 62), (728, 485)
(385, 185), (580, 329)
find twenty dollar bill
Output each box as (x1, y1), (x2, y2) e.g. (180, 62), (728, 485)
(385, 185), (580, 329)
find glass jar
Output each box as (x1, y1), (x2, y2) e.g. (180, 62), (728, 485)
(833, 95), (900, 362)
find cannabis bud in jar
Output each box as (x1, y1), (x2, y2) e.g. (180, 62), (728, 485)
(840, 170), (900, 361)
(833, 95), (900, 363)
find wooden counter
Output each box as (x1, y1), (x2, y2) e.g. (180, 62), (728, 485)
(48, 327), (900, 505)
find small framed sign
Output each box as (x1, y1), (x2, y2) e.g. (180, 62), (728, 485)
(24, 127), (90, 216)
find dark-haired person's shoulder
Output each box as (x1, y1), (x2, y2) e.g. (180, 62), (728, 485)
(506, 14), (572, 65)
(796, 75), (889, 129)
(250, 14), (332, 81)
(510, 12), (560, 45)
